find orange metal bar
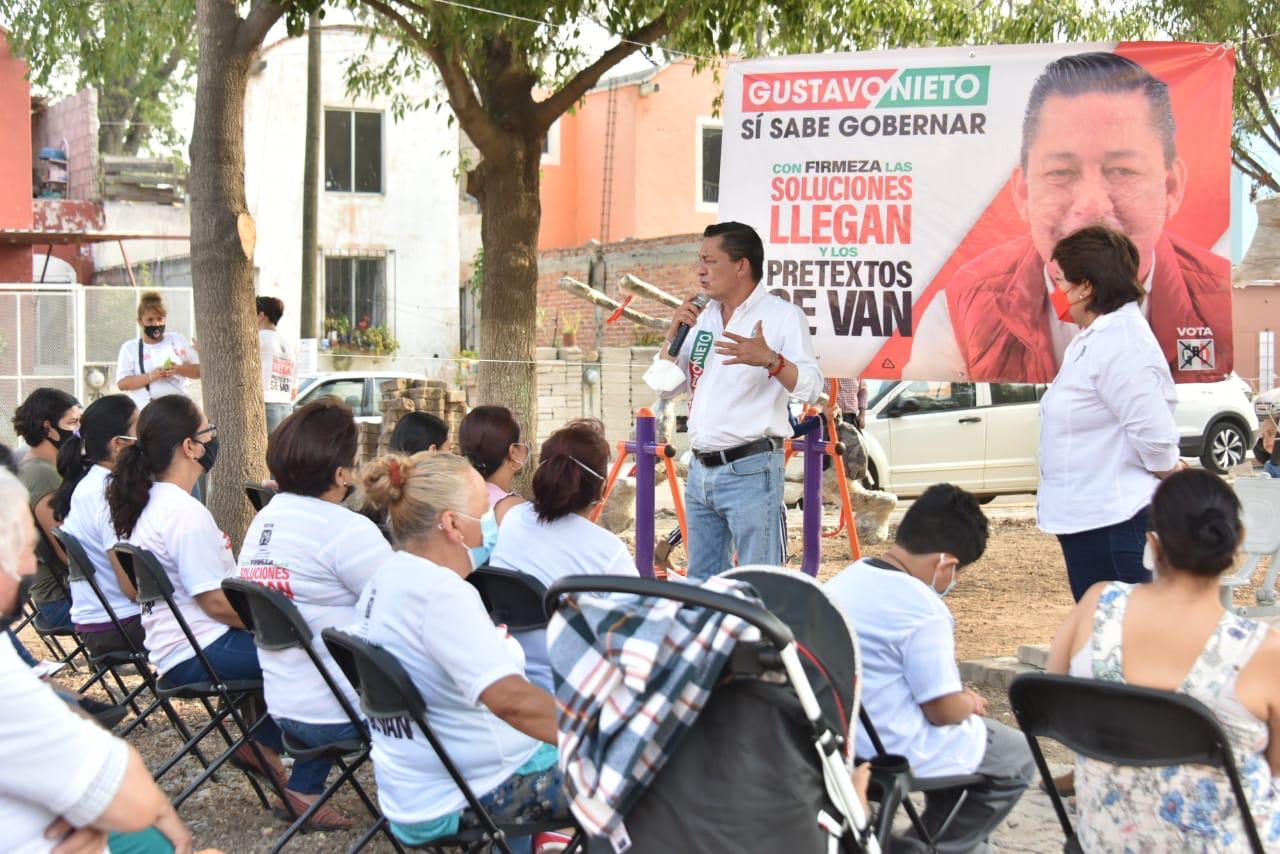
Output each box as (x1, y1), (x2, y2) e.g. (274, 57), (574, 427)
(827, 379), (862, 561)
(589, 441), (631, 524)
(662, 450), (688, 548)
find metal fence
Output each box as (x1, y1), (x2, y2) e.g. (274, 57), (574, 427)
(0, 284), (195, 448)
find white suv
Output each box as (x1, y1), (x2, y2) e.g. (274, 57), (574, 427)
(858, 377), (1258, 499)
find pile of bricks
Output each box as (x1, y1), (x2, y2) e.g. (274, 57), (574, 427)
(360, 378), (468, 464)
(534, 346), (584, 448)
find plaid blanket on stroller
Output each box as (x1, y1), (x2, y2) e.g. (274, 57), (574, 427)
(547, 576), (764, 842)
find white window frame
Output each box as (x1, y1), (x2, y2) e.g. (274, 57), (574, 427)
(695, 116), (723, 213)
(541, 119), (561, 166)
(1261, 329), (1276, 393)
(324, 107), (385, 195)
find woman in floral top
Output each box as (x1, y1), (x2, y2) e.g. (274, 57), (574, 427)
(1046, 469), (1280, 851)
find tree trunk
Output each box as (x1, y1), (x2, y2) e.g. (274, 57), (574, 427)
(188, 0), (270, 549)
(471, 133), (542, 458)
(300, 10), (322, 338)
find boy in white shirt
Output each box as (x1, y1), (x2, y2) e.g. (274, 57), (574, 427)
(824, 483), (1033, 853)
(257, 296), (298, 435)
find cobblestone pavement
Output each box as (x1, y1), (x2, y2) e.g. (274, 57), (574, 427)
(991, 771), (1073, 853)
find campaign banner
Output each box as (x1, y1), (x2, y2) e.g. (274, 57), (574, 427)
(720, 42), (1235, 383)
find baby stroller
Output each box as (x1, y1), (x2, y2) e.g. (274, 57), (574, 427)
(545, 567), (904, 853)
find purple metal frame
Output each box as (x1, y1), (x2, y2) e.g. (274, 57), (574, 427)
(791, 430), (832, 577)
(628, 409), (659, 578)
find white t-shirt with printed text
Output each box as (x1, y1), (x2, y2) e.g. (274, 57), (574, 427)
(61, 464), (142, 625)
(238, 492), (392, 723)
(259, 329), (298, 405)
(824, 558), (986, 777)
(125, 481), (236, 675)
(354, 551), (540, 824)
(0, 638), (129, 854)
(115, 331), (199, 407)
(488, 502), (638, 688)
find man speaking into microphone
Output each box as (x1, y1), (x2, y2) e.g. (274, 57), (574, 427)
(645, 222), (823, 580)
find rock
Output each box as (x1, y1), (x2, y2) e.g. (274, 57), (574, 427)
(850, 481), (896, 545)
(599, 477), (636, 533)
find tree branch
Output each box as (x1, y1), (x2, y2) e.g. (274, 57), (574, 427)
(364, 0), (507, 159)
(1235, 145), (1280, 195)
(237, 0), (287, 54)
(534, 11), (685, 130)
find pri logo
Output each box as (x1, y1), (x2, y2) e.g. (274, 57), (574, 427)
(258, 524), (273, 547)
(1177, 339), (1215, 371)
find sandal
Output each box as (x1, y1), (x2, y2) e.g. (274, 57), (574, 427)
(272, 789), (353, 832)
(230, 743), (290, 792)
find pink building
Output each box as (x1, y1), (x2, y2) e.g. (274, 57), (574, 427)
(539, 63), (724, 250)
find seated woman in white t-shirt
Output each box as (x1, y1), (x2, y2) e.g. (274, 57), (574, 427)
(489, 418), (638, 690)
(105, 395), (289, 798)
(459, 405), (529, 520)
(356, 451), (569, 851)
(0, 469), (194, 854)
(49, 394), (145, 660)
(237, 399), (393, 830)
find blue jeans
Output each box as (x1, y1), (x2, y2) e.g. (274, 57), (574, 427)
(159, 629), (283, 752)
(1265, 460), (1280, 479)
(275, 717), (362, 795)
(6, 627), (39, 666)
(35, 596), (73, 632)
(1056, 506), (1150, 602)
(686, 449), (786, 581)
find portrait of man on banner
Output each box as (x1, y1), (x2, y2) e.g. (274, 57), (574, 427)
(917, 51), (1232, 383)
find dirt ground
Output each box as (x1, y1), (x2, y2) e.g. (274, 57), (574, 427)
(17, 517), (1264, 851)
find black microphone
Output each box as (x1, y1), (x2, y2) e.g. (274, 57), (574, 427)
(667, 292), (710, 357)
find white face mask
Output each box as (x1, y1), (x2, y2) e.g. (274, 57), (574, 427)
(1142, 533), (1159, 577)
(930, 554), (957, 598)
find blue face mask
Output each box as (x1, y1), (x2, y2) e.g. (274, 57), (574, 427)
(458, 509), (500, 570)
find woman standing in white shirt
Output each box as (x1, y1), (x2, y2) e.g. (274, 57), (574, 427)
(106, 395), (289, 797)
(1037, 226), (1184, 602)
(238, 399), (392, 829)
(489, 419), (638, 690)
(50, 394), (144, 659)
(114, 291), (201, 408)
(357, 452), (568, 852)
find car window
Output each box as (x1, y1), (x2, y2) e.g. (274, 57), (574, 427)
(298, 378), (366, 414)
(988, 383), (1041, 406)
(895, 381), (976, 413)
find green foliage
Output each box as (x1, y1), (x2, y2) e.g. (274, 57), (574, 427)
(0, 0), (197, 155)
(1128, 0), (1280, 195)
(470, 247), (485, 294)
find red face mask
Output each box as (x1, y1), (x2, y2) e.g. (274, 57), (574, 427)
(1050, 285), (1078, 324)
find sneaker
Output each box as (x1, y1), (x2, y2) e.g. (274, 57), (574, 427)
(534, 831), (573, 853)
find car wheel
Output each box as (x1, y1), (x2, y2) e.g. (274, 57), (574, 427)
(1201, 420), (1247, 474)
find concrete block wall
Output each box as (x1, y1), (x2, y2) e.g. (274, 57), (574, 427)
(534, 344), (683, 452)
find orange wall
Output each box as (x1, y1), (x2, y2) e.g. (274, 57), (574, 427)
(539, 63), (723, 250)
(0, 31), (33, 281)
(1233, 286), (1278, 391)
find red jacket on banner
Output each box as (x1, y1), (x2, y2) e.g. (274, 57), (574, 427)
(946, 233), (1231, 384)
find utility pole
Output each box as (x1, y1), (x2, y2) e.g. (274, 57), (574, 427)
(300, 10), (322, 338)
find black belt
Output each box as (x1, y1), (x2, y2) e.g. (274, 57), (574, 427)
(693, 437), (783, 468)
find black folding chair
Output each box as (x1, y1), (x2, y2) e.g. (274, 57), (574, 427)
(222, 579), (402, 853)
(468, 566), (549, 631)
(110, 543), (286, 810)
(856, 708), (986, 849)
(322, 628), (578, 853)
(245, 481), (278, 513)
(1009, 672), (1266, 853)
(20, 525), (91, 671)
(53, 527), (199, 738)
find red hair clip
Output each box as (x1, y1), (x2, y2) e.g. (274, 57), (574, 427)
(388, 458), (402, 488)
